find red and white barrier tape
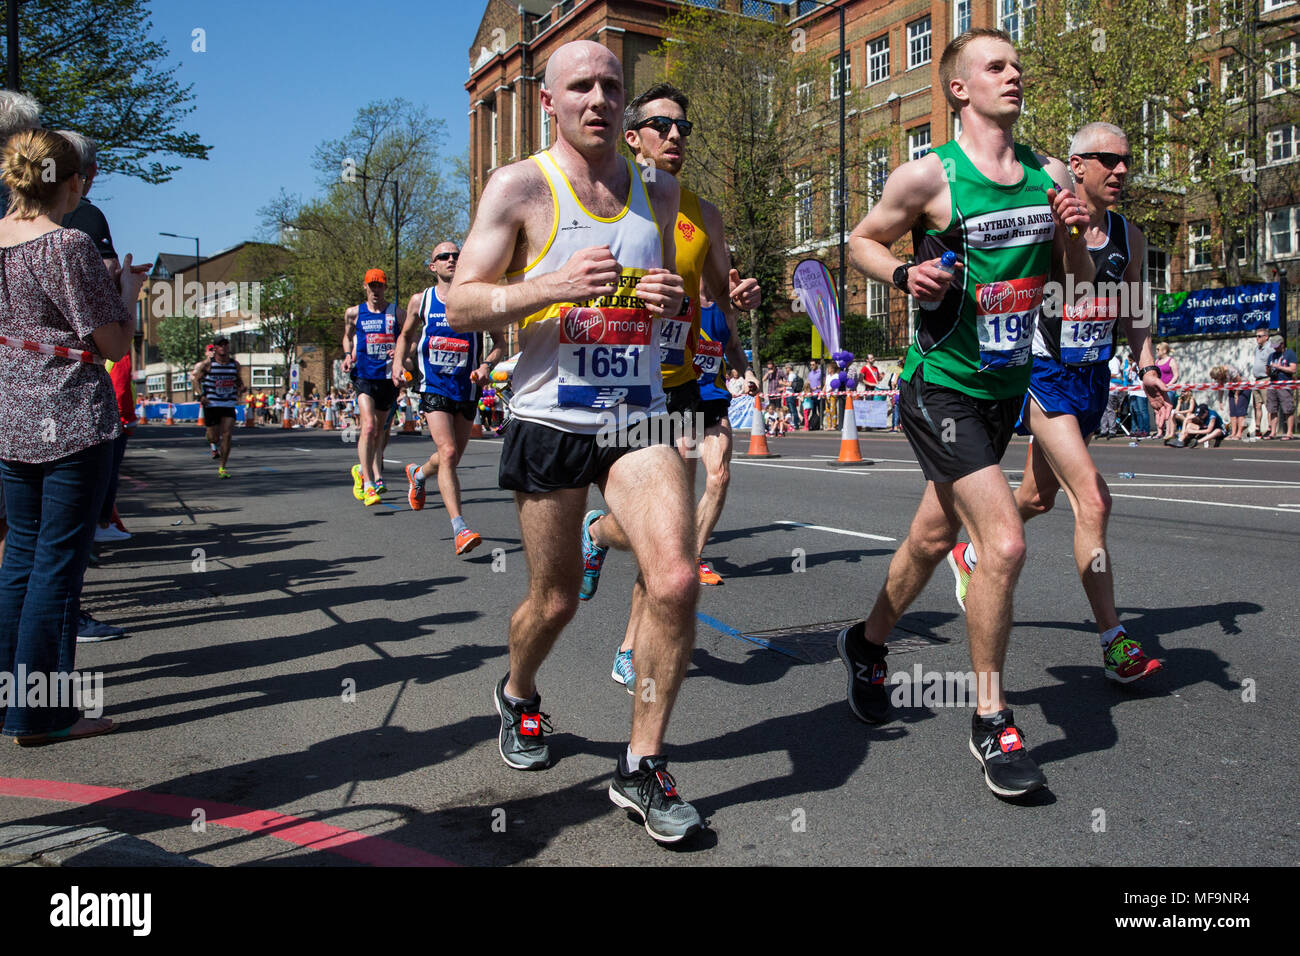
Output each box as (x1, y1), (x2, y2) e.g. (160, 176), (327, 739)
(761, 379), (1300, 400)
(0, 335), (104, 366)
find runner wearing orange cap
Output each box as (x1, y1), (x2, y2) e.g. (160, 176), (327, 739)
(343, 269), (404, 506)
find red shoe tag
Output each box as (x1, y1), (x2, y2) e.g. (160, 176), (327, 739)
(870, 663), (887, 686)
(654, 770), (677, 798)
(998, 728), (1023, 753)
(521, 713), (541, 737)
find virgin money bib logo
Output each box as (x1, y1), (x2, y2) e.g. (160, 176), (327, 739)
(564, 307), (606, 344)
(975, 275), (1044, 314)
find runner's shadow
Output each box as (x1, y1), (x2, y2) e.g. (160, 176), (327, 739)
(713, 547), (891, 578)
(1017, 601), (1263, 639)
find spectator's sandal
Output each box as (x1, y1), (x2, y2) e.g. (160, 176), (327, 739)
(13, 717), (116, 747)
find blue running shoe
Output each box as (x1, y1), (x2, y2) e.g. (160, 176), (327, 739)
(580, 509), (609, 602)
(612, 649), (635, 694)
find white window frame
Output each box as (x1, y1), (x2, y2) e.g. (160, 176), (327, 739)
(1267, 205), (1300, 259)
(1220, 0), (1245, 31)
(171, 371), (192, 393)
(828, 160), (841, 235)
(868, 281), (889, 322)
(1267, 40), (1300, 96)
(908, 124), (931, 161)
(830, 51), (851, 100)
(907, 17), (932, 70)
(954, 0), (971, 36)
(147, 374), (166, 395)
(1140, 99), (1171, 175)
(1229, 232), (1250, 265)
(794, 180), (814, 244)
(796, 78), (814, 113)
(867, 35), (889, 86)
(1146, 248), (1169, 295)
(250, 367), (276, 388)
(1186, 0), (1210, 39)
(1268, 124), (1300, 164)
(489, 98), (499, 169)
(1187, 220), (1213, 270)
(1263, 0), (1296, 12)
(541, 105), (551, 148)
(867, 144), (889, 208)
(998, 0), (1036, 44)
(1221, 54), (1245, 102)
(953, 111), (963, 140)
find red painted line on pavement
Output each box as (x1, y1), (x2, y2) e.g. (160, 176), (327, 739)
(0, 777), (454, 867)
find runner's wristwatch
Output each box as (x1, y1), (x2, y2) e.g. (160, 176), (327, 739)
(1138, 365), (1160, 378)
(892, 262), (913, 293)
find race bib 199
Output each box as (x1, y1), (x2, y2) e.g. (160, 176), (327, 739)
(976, 276), (1043, 371)
(426, 335), (469, 370)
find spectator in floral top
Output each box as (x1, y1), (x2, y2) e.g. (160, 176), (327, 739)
(0, 129), (147, 744)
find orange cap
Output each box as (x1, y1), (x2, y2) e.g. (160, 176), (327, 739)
(364, 269), (387, 285)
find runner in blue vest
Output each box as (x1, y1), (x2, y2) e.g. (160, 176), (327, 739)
(342, 268), (404, 506)
(396, 241), (506, 555)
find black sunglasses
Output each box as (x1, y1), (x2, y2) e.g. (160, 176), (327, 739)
(433, 252), (459, 262)
(635, 116), (693, 138)
(1076, 151), (1132, 169)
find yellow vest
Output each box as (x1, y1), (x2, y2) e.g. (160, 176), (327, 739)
(661, 186), (711, 389)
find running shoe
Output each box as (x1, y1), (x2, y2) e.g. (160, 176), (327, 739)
(94, 525), (130, 543)
(837, 621), (890, 724)
(1103, 632), (1163, 684)
(455, 528), (482, 556)
(612, 649), (635, 694)
(76, 612), (126, 644)
(969, 710), (1046, 799)
(363, 486), (381, 507)
(947, 542), (974, 612)
(218, 466), (230, 479)
(579, 509), (608, 602)
(375, 479), (387, 494)
(698, 559), (723, 586)
(351, 464), (364, 500)
(406, 464), (426, 511)
(609, 756), (703, 844)
(492, 675), (551, 771)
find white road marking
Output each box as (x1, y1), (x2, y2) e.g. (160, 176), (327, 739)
(775, 520), (896, 542)
(1109, 493), (1300, 515)
(293, 447), (312, 452)
(1109, 483), (1295, 489)
(1233, 458), (1300, 464)
(732, 461), (922, 475)
(1123, 471), (1300, 486)
(383, 458), (403, 464)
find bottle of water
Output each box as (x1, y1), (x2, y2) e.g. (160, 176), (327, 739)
(919, 251), (957, 312)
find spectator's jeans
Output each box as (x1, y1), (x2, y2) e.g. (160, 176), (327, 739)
(891, 397), (901, 429)
(1130, 395), (1151, 434)
(786, 394), (800, 426)
(98, 431), (129, 525)
(0, 441), (112, 736)
(835, 393), (846, 428)
(811, 396), (824, 430)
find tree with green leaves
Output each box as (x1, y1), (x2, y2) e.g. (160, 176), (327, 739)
(5, 0), (210, 182)
(156, 315), (211, 388)
(231, 244), (335, 392)
(654, 4), (885, 362)
(260, 99), (468, 376)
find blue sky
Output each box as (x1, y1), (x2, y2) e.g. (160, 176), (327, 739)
(89, 0), (484, 267)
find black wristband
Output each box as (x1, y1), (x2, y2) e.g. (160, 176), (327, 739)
(1138, 365), (1160, 378)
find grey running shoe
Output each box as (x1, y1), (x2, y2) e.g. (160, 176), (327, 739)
(492, 675), (551, 771)
(609, 756), (703, 844)
(612, 649), (635, 694)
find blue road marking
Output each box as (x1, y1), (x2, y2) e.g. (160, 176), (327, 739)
(695, 611), (803, 661)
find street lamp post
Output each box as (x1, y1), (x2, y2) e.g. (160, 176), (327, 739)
(160, 231), (202, 401)
(791, 1), (847, 325)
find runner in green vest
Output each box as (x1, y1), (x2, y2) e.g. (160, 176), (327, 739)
(838, 28), (1093, 800)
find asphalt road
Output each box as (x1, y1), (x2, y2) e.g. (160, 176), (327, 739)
(0, 420), (1295, 866)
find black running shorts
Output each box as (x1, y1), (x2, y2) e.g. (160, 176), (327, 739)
(420, 392), (478, 421)
(203, 405), (236, 427)
(665, 379), (702, 444)
(352, 375), (397, 411)
(898, 365), (1021, 484)
(700, 398), (730, 430)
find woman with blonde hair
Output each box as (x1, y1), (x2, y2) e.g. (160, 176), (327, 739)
(0, 129), (146, 744)
(1209, 365), (1248, 440)
(1154, 341), (1181, 439)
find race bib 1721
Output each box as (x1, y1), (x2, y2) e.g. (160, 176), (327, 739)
(426, 335), (469, 370)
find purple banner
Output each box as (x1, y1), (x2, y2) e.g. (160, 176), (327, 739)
(792, 258), (840, 356)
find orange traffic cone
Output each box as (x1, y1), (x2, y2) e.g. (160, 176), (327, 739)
(282, 411), (292, 429)
(469, 408), (484, 438)
(737, 393), (778, 459)
(829, 391), (871, 467)
(165, 404), (174, 425)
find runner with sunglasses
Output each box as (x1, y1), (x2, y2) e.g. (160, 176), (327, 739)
(396, 241), (505, 555)
(578, 82), (761, 695)
(946, 122), (1166, 685)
